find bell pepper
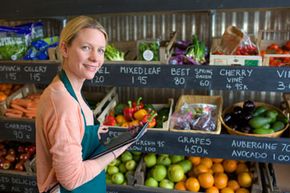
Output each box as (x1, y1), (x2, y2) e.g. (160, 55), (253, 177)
(123, 100), (135, 121)
(132, 97), (144, 110)
(114, 103), (127, 115)
(133, 109), (148, 121)
(142, 111), (157, 128)
(103, 115), (116, 126)
(115, 114), (126, 125)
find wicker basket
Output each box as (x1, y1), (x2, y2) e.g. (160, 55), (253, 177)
(170, 95), (223, 134)
(221, 102), (289, 138)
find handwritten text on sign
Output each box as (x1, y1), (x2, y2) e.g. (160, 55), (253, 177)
(276, 69), (290, 91)
(177, 136), (211, 156)
(0, 175), (37, 193)
(219, 68), (253, 90)
(119, 66), (161, 86)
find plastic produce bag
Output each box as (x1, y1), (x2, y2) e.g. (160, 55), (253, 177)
(170, 103), (217, 131)
(15, 22), (44, 41)
(23, 36), (59, 60)
(0, 26), (31, 60)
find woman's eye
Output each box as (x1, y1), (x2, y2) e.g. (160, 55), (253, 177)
(98, 48), (105, 55)
(81, 46), (91, 51)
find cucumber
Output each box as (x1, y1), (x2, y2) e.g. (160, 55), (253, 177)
(253, 128), (274, 134)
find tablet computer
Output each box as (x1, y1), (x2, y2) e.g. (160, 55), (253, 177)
(90, 122), (148, 160)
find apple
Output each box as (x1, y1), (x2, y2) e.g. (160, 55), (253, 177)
(118, 163), (127, 173)
(109, 158), (120, 166)
(178, 159), (192, 173)
(152, 164), (167, 181)
(157, 154), (171, 166)
(159, 179), (174, 189)
(125, 160), (136, 171)
(144, 177), (158, 187)
(167, 164), (184, 182)
(144, 153), (157, 168)
(169, 155), (184, 164)
(107, 165), (119, 175)
(111, 172), (125, 184)
(131, 151), (142, 156)
(133, 154), (142, 162)
(106, 175), (112, 184)
(121, 151), (133, 162)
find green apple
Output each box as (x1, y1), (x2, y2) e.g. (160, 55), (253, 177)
(159, 179), (174, 189)
(157, 154), (171, 166)
(111, 172), (125, 184)
(167, 164), (184, 182)
(133, 154), (142, 162)
(144, 177), (158, 187)
(107, 165), (119, 175)
(109, 158), (120, 166)
(131, 151), (142, 156)
(106, 175), (112, 184)
(144, 153), (157, 168)
(125, 160), (137, 171)
(152, 164), (167, 181)
(118, 163), (127, 173)
(169, 155), (185, 164)
(121, 151), (133, 162)
(177, 159), (192, 173)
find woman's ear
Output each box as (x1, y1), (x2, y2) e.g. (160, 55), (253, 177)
(60, 42), (68, 58)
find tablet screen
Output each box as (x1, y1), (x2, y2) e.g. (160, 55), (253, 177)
(90, 122), (148, 159)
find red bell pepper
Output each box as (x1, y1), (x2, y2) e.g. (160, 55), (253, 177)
(142, 111), (157, 128)
(132, 97), (144, 110)
(103, 115), (116, 126)
(123, 100), (135, 121)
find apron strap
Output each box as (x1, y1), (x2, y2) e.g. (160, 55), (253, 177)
(59, 69), (87, 126)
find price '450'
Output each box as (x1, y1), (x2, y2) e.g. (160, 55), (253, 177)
(184, 145), (208, 156)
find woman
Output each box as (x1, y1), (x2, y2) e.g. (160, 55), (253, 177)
(36, 16), (131, 193)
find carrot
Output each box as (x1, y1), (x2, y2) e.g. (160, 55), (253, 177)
(5, 108), (23, 115)
(10, 103), (27, 113)
(5, 112), (23, 118)
(11, 98), (32, 107)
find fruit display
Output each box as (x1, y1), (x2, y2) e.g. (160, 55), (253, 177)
(102, 97), (172, 130)
(0, 84), (22, 102)
(0, 141), (36, 172)
(222, 100), (289, 137)
(105, 151), (142, 185)
(139, 153), (260, 193)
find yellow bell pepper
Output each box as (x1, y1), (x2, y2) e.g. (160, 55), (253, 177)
(133, 109), (148, 121)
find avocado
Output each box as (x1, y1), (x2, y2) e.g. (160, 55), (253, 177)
(249, 116), (272, 130)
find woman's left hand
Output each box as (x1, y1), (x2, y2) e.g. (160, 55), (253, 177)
(98, 125), (109, 140)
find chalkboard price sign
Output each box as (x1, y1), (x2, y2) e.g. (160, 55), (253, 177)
(0, 118), (35, 143)
(0, 172), (37, 193)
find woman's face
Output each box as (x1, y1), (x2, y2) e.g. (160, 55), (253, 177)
(63, 28), (106, 80)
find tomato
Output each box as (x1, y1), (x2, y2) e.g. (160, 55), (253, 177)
(260, 50), (266, 57)
(275, 49), (284, 54)
(267, 43), (280, 50)
(285, 40), (290, 50)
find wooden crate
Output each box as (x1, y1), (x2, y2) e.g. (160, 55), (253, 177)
(169, 95), (223, 134)
(96, 92), (174, 131)
(257, 30), (290, 66)
(210, 38), (262, 66)
(0, 84), (39, 119)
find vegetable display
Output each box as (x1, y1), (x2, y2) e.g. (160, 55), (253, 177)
(169, 35), (208, 65)
(103, 97), (169, 129)
(105, 44), (125, 61)
(223, 100), (288, 135)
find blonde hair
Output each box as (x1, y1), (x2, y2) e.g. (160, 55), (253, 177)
(59, 15), (108, 47)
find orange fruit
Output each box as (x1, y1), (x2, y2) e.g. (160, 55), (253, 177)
(227, 180), (240, 191)
(206, 186), (219, 193)
(237, 172), (252, 188)
(198, 172), (214, 189)
(220, 187), (235, 193)
(194, 164), (209, 176)
(223, 160), (238, 173)
(185, 177), (200, 192)
(200, 157), (213, 168)
(212, 163), (224, 173)
(214, 172), (228, 189)
(188, 156), (201, 166)
(236, 188), (250, 193)
(175, 181), (186, 191)
(211, 158), (224, 163)
(236, 163), (249, 174)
